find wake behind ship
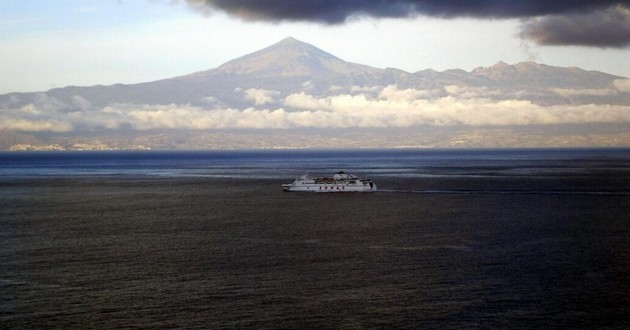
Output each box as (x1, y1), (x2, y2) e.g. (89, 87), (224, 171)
(282, 171), (377, 192)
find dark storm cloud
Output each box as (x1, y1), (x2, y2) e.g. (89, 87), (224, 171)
(185, 0), (413, 23)
(184, 0), (630, 47)
(184, 0), (625, 22)
(520, 5), (630, 48)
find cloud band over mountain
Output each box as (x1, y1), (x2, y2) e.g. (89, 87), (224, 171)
(3, 84), (630, 132)
(184, 0), (630, 48)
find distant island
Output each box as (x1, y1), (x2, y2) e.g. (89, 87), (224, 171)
(9, 143), (151, 152)
(1, 37), (629, 150)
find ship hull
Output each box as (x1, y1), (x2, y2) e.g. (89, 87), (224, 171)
(282, 183), (376, 192)
(282, 172), (377, 193)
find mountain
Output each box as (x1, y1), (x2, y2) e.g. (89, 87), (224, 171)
(1, 37), (629, 150)
(470, 61), (617, 88)
(1, 37), (626, 108)
(0, 37), (384, 108)
(211, 37), (378, 77)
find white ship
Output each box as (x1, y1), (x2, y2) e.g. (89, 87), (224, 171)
(282, 171), (377, 192)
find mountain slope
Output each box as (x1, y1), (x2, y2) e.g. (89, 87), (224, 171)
(207, 37), (379, 77)
(0, 37), (627, 109)
(1, 37), (629, 149)
(470, 61), (619, 88)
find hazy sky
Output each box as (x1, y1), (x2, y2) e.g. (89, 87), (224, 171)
(2, 0), (630, 94)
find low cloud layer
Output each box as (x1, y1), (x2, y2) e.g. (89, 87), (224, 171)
(3, 83), (630, 132)
(183, 1), (630, 47)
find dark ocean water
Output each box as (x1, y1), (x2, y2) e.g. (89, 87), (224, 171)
(1, 148), (630, 180)
(1, 149), (629, 328)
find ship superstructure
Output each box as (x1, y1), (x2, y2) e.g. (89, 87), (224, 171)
(282, 171), (376, 192)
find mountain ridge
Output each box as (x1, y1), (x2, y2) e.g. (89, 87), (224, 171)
(1, 36), (628, 109)
(1, 37), (629, 149)
(211, 37), (379, 77)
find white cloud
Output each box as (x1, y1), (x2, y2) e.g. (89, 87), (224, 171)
(613, 79), (630, 93)
(328, 85), (344, 92)
(444, 85), (501, 98)
(2, 86), (630, 133)
(284, 92), (330, 111)
(109, 104), (293, 130)
(549, 79), (630, 98)
(379, 85), (441, 100)
(351, 85), (382, 94)
(243, 88), (280, 105)
(552, 87), (616, 97)
(71, 95), (93, 110)
(0, 118), (72, 132)
(281, 85), (630, 127)
(301, 80), (315, 90)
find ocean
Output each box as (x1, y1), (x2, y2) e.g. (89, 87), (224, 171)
(1, 149), (629, 328)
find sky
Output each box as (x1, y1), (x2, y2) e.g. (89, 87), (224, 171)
(1, 0), (630, 94)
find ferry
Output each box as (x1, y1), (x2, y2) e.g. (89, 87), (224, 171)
(282, 171), (377, 192)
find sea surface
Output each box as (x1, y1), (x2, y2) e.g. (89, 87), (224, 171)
(1, 149), (629, 328)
